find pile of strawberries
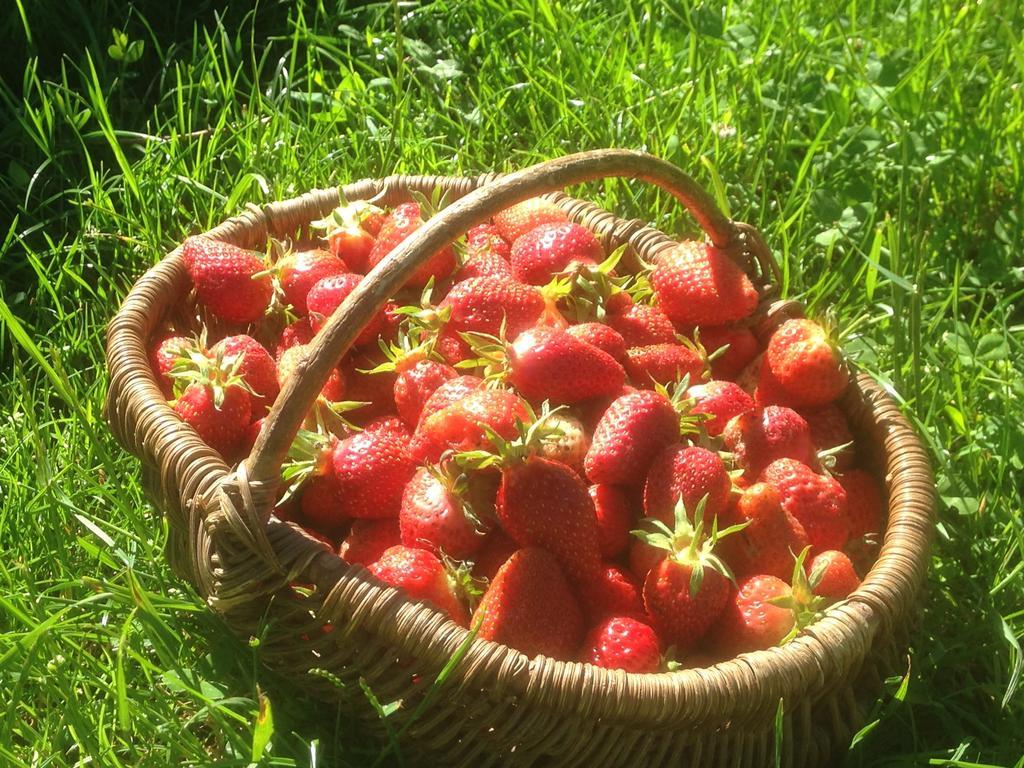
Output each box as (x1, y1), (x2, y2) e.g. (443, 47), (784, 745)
(150, 193), (885, 672)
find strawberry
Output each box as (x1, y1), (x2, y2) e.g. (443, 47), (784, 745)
(718, 482), (809, 580)
(367, 338), (458, 428)
(808, 550), (860, 601)
(453, 248), (514, 282)
(643, 444), (732, 526)
(638, 498), (741, 650)
(314, 200), (384, 273)
(274, 317), (314, 360)
(305, 273), (385, 344)
(584, 389), (679, 485)
(181, 236), (272, 324)
(473, 547), (584, 660)
(581, 564), (645, 621)
(565, 322), (627, 361)
(581, 616), (661, 673)
(299, 471), (346, 532)
(275, 248), (348, 314)
(760, 319), (847, 408)
(493, 198), (569, 244)
(149, 332), (195, 398)
(369, 545), (468, 625)
(606, 303), (676, 347)
(696, 325), (759, 381)
(277, 345), (346, 403)
(415, 387), (529, 462)
(628, 534), (666, 582)
(472, 529), (518, 581)
(400, 462), (485, 560)
(211, 335), (279, 416)
(537, 412), (589, 474)
(339, 348), (398, 424)
(170, 345), (253, 457)
(339, 518), (401, 566)
(590, 484), (634, 558)
(707, 574), (796, 657)
(761, 458), (849, 552)
(467, 222), (511, 259)
(722, 406), (815, 480)
(494, 454), (603, 587)
(509, 222), (603, 285)
(367, 202), (456, 287)
(500, 325), (626, 404)
(332, 424), (416, 519)
(801, 404), (856, 471)
(438, 276), (547, 341)
(624, 343), (705, 388)
(650, 241), (758, 327)
(415, 375), (485, 428)
(687, 380), (754, 437)
(837, 469), (885, 538)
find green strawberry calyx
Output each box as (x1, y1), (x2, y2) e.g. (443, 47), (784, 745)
(453, 401), (567, 471)
(168, 342), (254, 409)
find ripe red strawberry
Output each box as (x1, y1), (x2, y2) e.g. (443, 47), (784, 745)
(300, 470), (346, 532)
(275, 249), (348, 314)
(837, 469), (885, 538)
(722, 406), (815, 480)
(212, 335), (279, 416)
(367, 202), (456, 287)
(472, 529), (518, 581)
(438, 276), (546, 341)
(415, 375), (485, 428)
(473, 547), (584, 659)
(316, 200), (384, 273)
(393, 358), (456, 427)
(650, 241), (758, 327)
(274, 317), (315, 360)
(564, 322), (627, 361)
(719, 483), (809, 580)
(453, 248), (514, 282)
(332, 425), (416, 519)
(496, 456), (603, 586)
(584, 389), (679, 485)
(509, 222), (603, 285)
(643, 444), (732, 526)
(696, 325), (759, 381)
(339, 518), (401, 566)
(606, 303), (676, 347)
(174, 380), (251, 458)
(493, 198), (569, 244)
(466, 222), (511, 259)
(808, 550), (860, 601)
(639, 500), (740, 651)
(581, 616), (661, 673)
(760, 319), (848, 408)
(687, 380), (754, 437)
(628, 536), (666, 582)
(590, 484), (634, 558)
(415, 387), (529, 462)
(504, 325), (626, 404)
(624, 343), (704, 388)
(761, 458), (849, 552)
(305, 273), (385, 344)
(708, 574), (796, 657)
(400, 463), (485, 560)
(277, 345), (346, 403)
(369, 545), (468, 625)
(181, 236), (272, 324)
(581, 564), (645, 621)
(149, 332), (195, 398)
(801, 404), (856, 470)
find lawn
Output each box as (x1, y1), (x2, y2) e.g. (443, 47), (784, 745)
(1, 0), (1022, 765)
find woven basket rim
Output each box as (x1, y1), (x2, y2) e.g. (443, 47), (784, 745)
(104, 150), (936, 729)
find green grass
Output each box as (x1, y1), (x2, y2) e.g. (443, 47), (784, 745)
(1, 0), (1022, 764)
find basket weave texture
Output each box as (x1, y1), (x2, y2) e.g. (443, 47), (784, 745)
(105, 150), (935, 767)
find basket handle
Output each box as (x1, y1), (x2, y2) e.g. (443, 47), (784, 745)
(246, 148), (747, 494)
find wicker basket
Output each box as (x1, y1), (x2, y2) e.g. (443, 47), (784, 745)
(105, 149), (935, 766)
